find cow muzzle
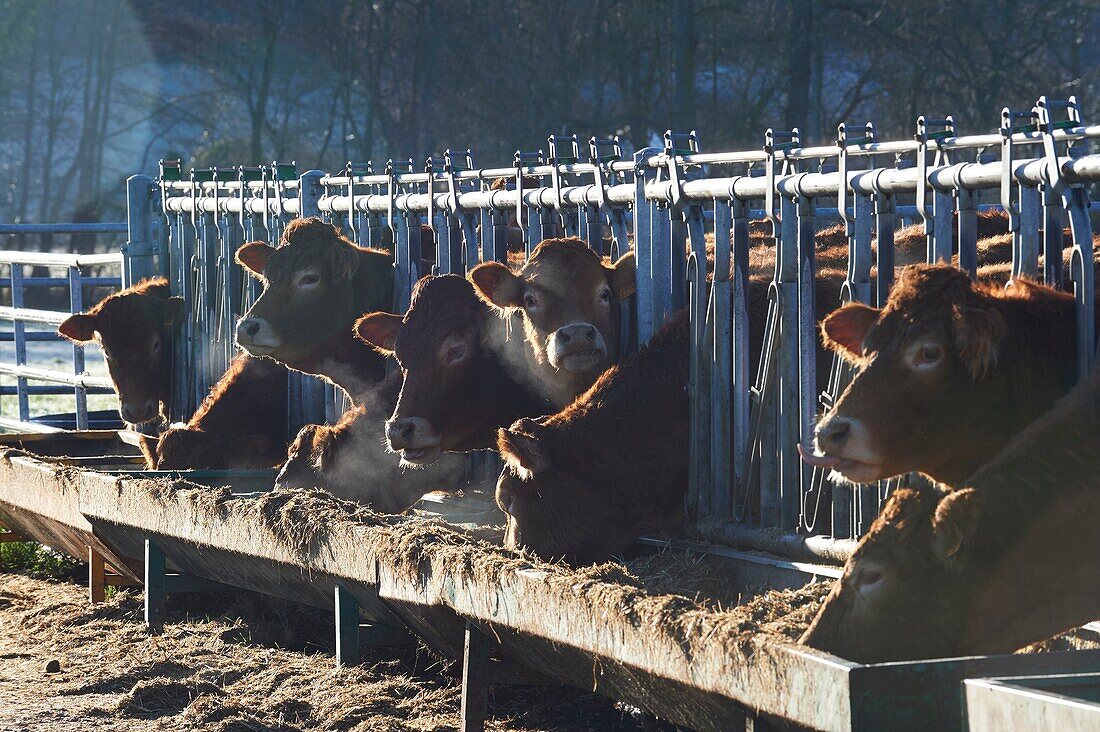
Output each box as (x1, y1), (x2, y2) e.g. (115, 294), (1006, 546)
(235, 317), (282, 355)
(385, 417), (441, 465)
(547, 322), (607, 373)
(802, 415), (886, 483)
(274, 457), (315, 490)
(119, 399), (158, 425)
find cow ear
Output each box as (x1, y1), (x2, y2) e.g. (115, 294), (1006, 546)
(497, 420), (551, 478)
(235, 241), (275, 276)
(952, 305), (1005, 380)
(931, 488), (983, 571)
(137, 433), (160, 469)
(605, 251), (637, 300)
(57, 313), (97, 344)
(821, 303), (880, 361)
(469, 261), (524, 309)
(161, 296), (186, 329)
(354, 312), (402, 353)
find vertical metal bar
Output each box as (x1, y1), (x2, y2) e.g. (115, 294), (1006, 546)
(711, 199), (733, 520)
(1041, 183), (1065, 288)
(11, 264), (28, 423)
(393, 209), (414, 311)
(668, 215), (687, 315)
(335, 584), (361, 667)
(729, 198), (751, 521)
(874, 192), (895, 306)
(633, 166), (655, 344)
(777, 196), (801, 531)
(68, 265), (88, 430)
(1017, 185), (1041, 280)
(124, 175), (157, 287)
(461, 621), (491, 732)
(929, 189), (954, 264)
(956, 188), (978, 279)
(144, 539), (166, 635)
(686, 208), (710, 518)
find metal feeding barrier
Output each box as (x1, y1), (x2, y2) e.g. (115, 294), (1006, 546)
(0, 224), (126, 433)
(107, 94), (1100, 554)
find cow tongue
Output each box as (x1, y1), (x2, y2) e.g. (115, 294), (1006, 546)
(796, 443), (842, 469)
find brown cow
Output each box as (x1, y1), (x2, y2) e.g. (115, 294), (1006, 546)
(234, 217), (393, 401)
(275, 376), (467, 512)
(354, 275), (548, 466)
(496, 312), (690, 564)
(469, 237), (636, 409)
(57, 277), (185, 425)
(803, 264), (1093, 485)
(137, 355), (288, 470)
(800, 366), (1100, 662)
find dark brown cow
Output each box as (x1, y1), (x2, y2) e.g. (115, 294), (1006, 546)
(275, 376), (467, 512)
(469, 237), (636, 409)
(355, 275), (548, 466)
(496, 313), (690, 564)
(57, 277), (184, 425)
(234, 217), (393, 401)
(137, 355), (288, 470)
(803, 264), (1094, 485)
(801, 366), (1100, 662)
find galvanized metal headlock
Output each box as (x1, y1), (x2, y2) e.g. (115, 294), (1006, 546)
(513, 149), (544, 234)
(999, 108), (1039, 235)
(915, 115), (955, 231)
(837, 122), (874, 238)
(548, 134), (581, 232)
(344, 161), (372, 241)
(444, 149), (474, 217)
(763, 128), (799, 233)
(662, 130), (701, 221)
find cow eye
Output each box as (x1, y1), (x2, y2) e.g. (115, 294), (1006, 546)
(444, 343), (468, 364)
(914, 344), (944, 367)
(598, 288), (611, 304)
(523, 293), (538, 309)
(297, 273), (320, 287)
(854, 565), (884, 590)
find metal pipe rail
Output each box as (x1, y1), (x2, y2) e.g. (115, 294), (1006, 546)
(141, 95), (1100, 557)
(0, 363), (113, 390)
(0, 223), (127, 235)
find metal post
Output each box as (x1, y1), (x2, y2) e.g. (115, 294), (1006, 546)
(124, 175), (157, 287)
(68, 266), (88, 430)
(335, 584), (361, 666)
(144, 539), (166, 635)
(88, 546), (105, 604)
(11, 264), (28, 422)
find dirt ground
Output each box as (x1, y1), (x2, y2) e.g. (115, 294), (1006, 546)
(0, 572), (654, 732)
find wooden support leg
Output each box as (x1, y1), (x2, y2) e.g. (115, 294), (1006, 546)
(461, 621), (491, 732)
(88, 546), (105, 604)
(334, 584), (360, 667)
(144, 539), (165, 635)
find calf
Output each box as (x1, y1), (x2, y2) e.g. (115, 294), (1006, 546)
(803, 264), (1091, 485)
(800, 366), (1100, 662)
(496, 313), (690, 564)
(137, 355), (288, 470)
(275, 376), (467, 512)
(234, 217), (393, 400)
(355, 275), (547, 467)
(57, 277), (184, 426)
(469, 237), (636, 409)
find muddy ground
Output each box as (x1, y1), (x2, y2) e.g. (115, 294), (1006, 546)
(0, 572), (655, 732)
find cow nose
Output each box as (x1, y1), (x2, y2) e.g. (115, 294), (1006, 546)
(240, 319), (261, 338)
(120, 400), (156, 424)
(386, 418), (416, 450)
(816, 417), (851, 451)
(555, 324), (597, 346)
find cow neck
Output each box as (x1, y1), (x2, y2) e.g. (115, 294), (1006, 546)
(479, 307), (553, 414)
(955, 369), (1100, 651)
(284, 332), (385, 405)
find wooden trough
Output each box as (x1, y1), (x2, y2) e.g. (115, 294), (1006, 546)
(1, 431), (1098, 732)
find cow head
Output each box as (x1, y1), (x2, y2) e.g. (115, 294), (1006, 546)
(355, 275), (489, 467)
(140, 427), (280, 470)
(470, 238), (635, 403)
(235, 217), (384, 364)
(58, 278), (184, 425)
(496, 417), (636, 564)
(800, 487), (984, 663)
(805, 265), (1018, 485)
